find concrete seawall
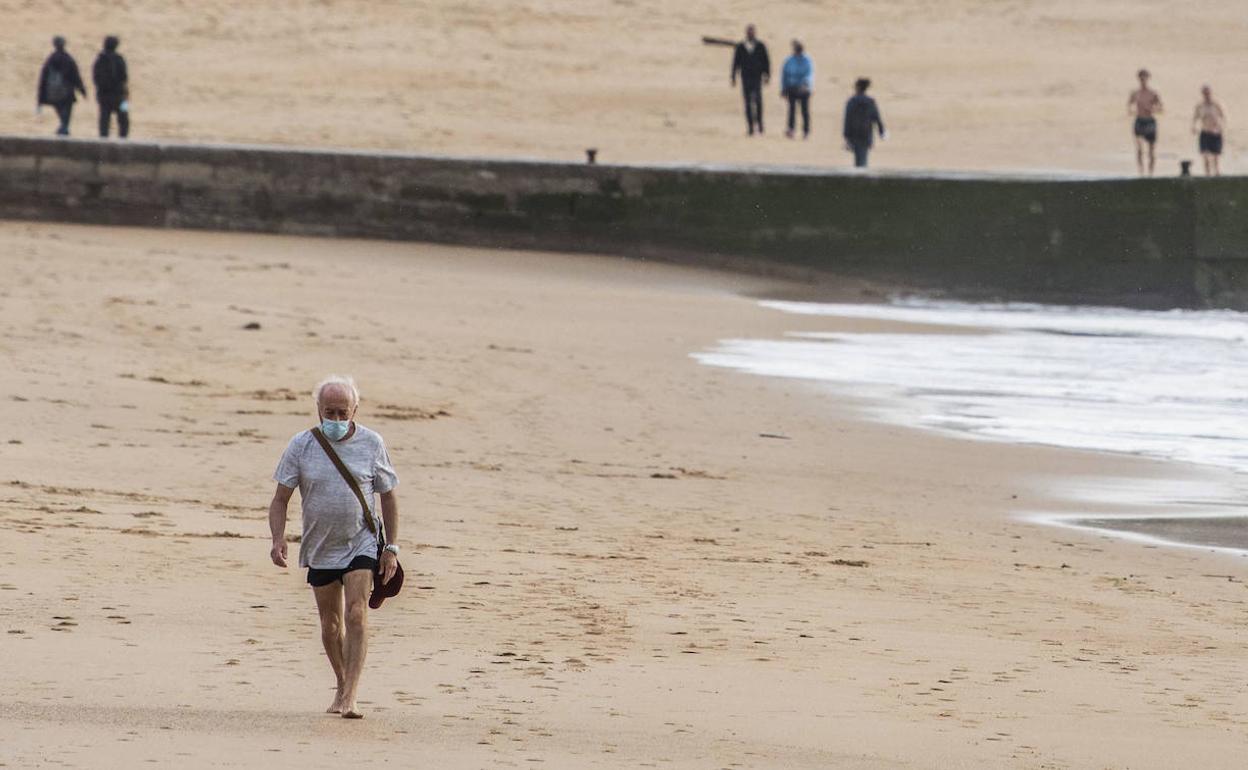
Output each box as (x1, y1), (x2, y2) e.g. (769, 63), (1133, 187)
(2, 136), (1246, 308)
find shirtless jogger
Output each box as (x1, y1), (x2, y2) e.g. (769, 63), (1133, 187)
(1128, 69), (1163, 176)
(1192, 85), (1227, 177)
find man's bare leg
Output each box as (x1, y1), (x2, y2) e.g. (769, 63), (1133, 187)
(1212, 154), (1220, 176)
(1135, 136), (1145, 175)
(1148, 142), (1156, 175)
(339, 569), (371, 719)
(313, 582), (348, 713)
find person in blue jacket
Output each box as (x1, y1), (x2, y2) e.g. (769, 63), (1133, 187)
(780, 40), (814, 139)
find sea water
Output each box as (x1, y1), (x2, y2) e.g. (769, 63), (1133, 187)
(693, 299), (1248, 555)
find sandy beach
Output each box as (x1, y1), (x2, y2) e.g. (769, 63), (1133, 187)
(2, 220), (1247, 768)
(3, 0), (1246, 175)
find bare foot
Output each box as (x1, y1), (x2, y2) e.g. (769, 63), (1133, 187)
(341, 704), (363, 719)
(326, 686), (346, 714)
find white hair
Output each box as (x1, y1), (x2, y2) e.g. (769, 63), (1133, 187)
(313, 374), (359, 408)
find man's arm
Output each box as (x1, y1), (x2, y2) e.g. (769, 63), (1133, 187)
(1127, 91), (1136, 116)
(730, 45), (741, 85)
(873, 102), (885, 138)
(761, 44), (771, 84)
(269, 483), (295, 567)
(379, 490), (400, 584)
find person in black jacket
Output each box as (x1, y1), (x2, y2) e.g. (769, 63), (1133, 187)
(93, 35), (130, 138)
(36, 36), (88, 136)
(843, 78), (886, 167)
(731, 24), (770, 136)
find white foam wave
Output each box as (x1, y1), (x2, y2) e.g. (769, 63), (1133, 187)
(760, 299), (1248, 342)
(695, 299), (1248, 473)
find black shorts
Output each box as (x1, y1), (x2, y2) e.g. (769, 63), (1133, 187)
(1199, 131), (1223, 155)
(1134, 117), (1157, 143)
(307, 555), (377, 587)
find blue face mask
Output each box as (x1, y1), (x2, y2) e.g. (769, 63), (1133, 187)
(321, 418), (350, 441)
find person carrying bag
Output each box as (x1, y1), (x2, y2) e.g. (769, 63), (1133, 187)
(310, 426), (404, 608)
(268, 375), (404, 719)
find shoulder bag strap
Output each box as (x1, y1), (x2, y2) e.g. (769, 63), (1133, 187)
(310, 427), (381, 541)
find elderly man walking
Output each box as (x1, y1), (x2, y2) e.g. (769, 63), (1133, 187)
(268, 375), (401, 719)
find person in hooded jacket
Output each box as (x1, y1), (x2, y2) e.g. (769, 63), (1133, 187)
(37, 36), (88, 136)
(93, 35), (130, 138)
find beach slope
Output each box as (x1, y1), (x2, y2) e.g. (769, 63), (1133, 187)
(1, 221), (1246, 768)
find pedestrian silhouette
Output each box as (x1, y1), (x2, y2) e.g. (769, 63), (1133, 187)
(93, 35), (130, 139)
(37, 36), (88, 136)
(780, 40), (813, 139)
(731, 25), (770, 136)
(843, 78), (886, 168)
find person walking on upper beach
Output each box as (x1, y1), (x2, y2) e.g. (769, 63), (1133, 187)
(268, 375), (402, 720)
(1192, 84), (1226, 177)
(1128, 69), (1163, 176)
(731, 24), (770, 136)
(843, 78), (885, 168)
(93, 35), (130, 139)
(36, 36), (87, 136)
(780, 40), (813, 139)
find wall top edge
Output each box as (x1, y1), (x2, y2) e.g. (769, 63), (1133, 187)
(0, 133), (1191, 185)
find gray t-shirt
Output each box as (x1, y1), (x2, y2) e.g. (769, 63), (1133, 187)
(273, 424), (399, 569)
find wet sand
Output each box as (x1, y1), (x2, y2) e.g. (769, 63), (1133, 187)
(2, 220), (1247, 768)
(1069, 515), (1248, 553)
(3, 0), (1245, 174)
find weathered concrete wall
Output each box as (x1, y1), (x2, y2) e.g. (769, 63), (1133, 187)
(2, 136), (1245, 307)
